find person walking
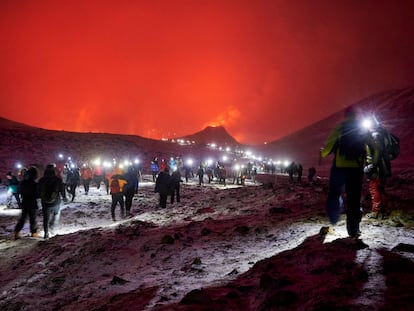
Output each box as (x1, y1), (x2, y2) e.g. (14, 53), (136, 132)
(170, 169), (182, 204)
(38, 164), (64, 239)
(109, 174), (127, 221)
(151, 158), (159, 182)
(297, 163), (303, 184)
(67, 167), (80, 202)
(123, 166), (139, 217)
(320, 106), (378, 238)
(60, 164), (69, 202)
(197, 165), (204, 185)
(365, 120), (398, 219)
(6, 171), (21, 208)
(81, 164), (93, 195)
(155, 167), (171, 209)
(14, 167), (40, 239)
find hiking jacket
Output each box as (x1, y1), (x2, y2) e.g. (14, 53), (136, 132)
(7, 175), (20, 194)
(38, 175), (64, 207)
(155, 171), (171, 195)
(109, 177), (127, 194)
(321, 117), (378, 168)
(170, 171), (182, 188)
(20, 179), (39, 210)
(81, 167), (93, 180)
(366, 127), (392, 178)
(123, 171), (139, 192)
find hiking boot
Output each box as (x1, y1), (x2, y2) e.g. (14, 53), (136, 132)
(381, 211), (391, 220)
(31, 232), (39, 238)
(366, 212), (379, 219)
(355, 239), (369, 249)
(349, 230), (361, 239)
(14, 231), (20, 240)
(319, 226), (334, 236)
(44, 233), (49, 240)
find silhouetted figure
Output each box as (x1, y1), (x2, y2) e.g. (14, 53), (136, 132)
(123, 167), (139, 217)
(14, 167), (39, 239)
(365, 122), (397, 219)
(38, 164), (64, 239)
(308, 167), (316, 183)
(286, 161), (297, 183)
(6, 172), (21, 208)
(297, 164), (303, 183)
(170, 169), (182, 204)
(155, 167), (171, 208)
(197, 165), (204, 185)
(67, 168), (80, 202)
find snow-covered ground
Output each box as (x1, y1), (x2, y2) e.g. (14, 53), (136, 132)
(1, 173), (413, 310)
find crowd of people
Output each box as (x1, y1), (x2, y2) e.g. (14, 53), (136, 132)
(5, 161), (141, 240)
(4, 109), (397, 242)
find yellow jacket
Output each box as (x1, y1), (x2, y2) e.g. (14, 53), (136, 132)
(321, 117), (379, 168)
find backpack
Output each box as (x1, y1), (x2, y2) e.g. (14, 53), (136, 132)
(374, 128), (400, 161)
(110, 178), (121, 194)
(338, 119), (367, 161)
(385, 132), (400, 161)
(40, 178), (59, 204)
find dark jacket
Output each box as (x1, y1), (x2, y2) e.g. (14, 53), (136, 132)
(67, 169), (81, 186)
(155, 171), (171, 195)
(170, 170), (182, 189)
(38, 167), (63, 207)
(20, 178), (39, 210)
(123, 170), (139, 193)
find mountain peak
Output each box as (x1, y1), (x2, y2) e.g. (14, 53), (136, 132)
(179, 126), (240, 147)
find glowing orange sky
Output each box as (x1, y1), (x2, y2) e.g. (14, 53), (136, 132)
(1, 0), (413, 144)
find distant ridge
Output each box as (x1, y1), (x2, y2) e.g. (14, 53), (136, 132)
(0, 118), (240, 176)
(0, 116), (37, 129)
(178, 126), (240, 147)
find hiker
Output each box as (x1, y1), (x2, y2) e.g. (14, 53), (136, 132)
(60, 164), (69, 202)
(67, 167), (80, 202)
(197, 165), (204, 185)
(308, 167), (316, 183)
(81, 164), (93, 195)
(155, 167), (171, 208)
(170, 168), (182, 204)
(123, 166), (139, 217)
(286, 161), (297, 183)
(297, 163), (303, 183)
(38, 164), (64, 239)
(109, 174), (127, 221)
(365, 118), (399, 219)
(320, 106), (378, 238)
(14, 167), (40, 239)
(6, 171), (21, 208)
(150, 159), (159, 182)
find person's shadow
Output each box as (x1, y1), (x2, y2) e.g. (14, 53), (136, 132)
(378, 245), (414, 310)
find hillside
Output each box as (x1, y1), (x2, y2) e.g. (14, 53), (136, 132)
(0, 118), (210, 178)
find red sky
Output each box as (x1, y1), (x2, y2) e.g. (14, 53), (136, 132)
(1, 0), (413, 144)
